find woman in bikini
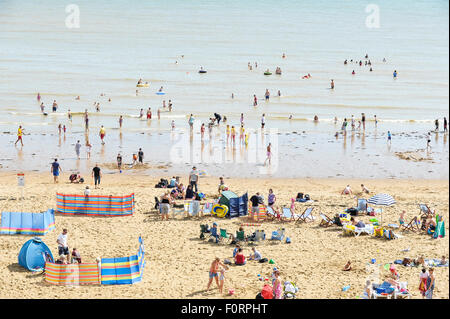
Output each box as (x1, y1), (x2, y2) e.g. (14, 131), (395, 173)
(231, 126), (236, 147)
(264, 143), (272, 165)
(207, 258), (226, 290)
(226, 125), (230, 144)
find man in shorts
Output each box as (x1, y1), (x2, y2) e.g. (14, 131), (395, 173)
(15, 125), (24, 146)
(92, 164), (101, 189)
(138, 148), (144, 164)
(57, 229), (69, 260)
(75, 140), (82, 159)
(250, 193), (261, 221)
(51, 159), (62, 183)
(189, 166), (199, 192)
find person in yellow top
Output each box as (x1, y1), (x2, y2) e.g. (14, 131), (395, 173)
(245, 132), (249, 147)
(226, 125), (230, 144)
(99, 125), (106, 144)
(230, 126), (236, 146)
(15, 126), (24, 146)
(240, 124), (245, 144)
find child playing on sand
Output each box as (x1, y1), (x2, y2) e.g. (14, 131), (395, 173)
(218, 265), (228, 294)
(207, 258), (227, 290)
(71, 248), (81, 263)
(343, 261), (352, 271)
(399, 211), (406, 225)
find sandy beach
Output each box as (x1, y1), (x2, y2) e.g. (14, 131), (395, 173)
(0, 172), (447, 299)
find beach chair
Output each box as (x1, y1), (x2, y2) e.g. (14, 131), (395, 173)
(171, 205), (185, 218)
(400, 216), (420, 232)
(319, 213), (334, 227)
(354, 224), (374, 237)
(254, 230), (266, 242)
(295, 207), (315, 223)
(202, 202), (213, 216)
(270, 228), (285, 242)
(219, 228), (232, 244)
(209, 227), (220, 243)
(235, 230), (247, 244)
(280, 207), (294, 222)
(371, 282), (395, 299)
(393, 282), (411, 299)
(266, 206), (280, 221)
(200, 224), (209, 239)
(419, 204), (433, 218)
(357, 198), (368, 213)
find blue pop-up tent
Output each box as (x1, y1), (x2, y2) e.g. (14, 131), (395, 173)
(18, 237), (53, 271)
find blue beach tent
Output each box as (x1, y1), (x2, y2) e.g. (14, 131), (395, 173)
(18, 237), (53, 271)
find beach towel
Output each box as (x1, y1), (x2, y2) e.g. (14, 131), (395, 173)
(433, 221), (445, 239)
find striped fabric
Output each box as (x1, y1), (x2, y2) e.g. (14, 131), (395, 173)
(56, 193), (134, 216)
(367, 194), (396, 206)
(248, 205), (267, 220)
(0, 209), (55, 235)
(101, 237), (145, 285)
(45, 262), (100, 285)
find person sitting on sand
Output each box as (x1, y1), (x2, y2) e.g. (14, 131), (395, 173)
(175, 183), (185, 199)
(207, 257), (227, 290)
(399, 211), (406, 226)
(185, 184), (194, 200)
(341, 185), (353, 195)
(333, 214), (343, 226)
(84, 186), (90, 197)
(117, 153), (122, 170)
(55, 255), (67, 264)
(361, 184), (370, 194)
(440, 256), (447, 265)
(248, 247), (262, 261)
(218, 177), (226, 193)
(351, 217), (365, 228)
(71, 248), (81, 264)
(232, 244), (241, 258)
(234, 248), (246, 266)
(210, 223), (220, 243)
(343, 260), (352, 271)
(168, 176), (176, 188)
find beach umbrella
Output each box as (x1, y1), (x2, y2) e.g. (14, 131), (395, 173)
(367, 194), (396, 225)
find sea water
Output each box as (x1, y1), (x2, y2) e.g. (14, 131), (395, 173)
(0, 0), (448, 178)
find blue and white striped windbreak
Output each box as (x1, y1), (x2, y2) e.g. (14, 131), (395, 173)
(367, 194), (396, 206)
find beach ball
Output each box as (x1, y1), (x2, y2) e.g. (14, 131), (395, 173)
(371, 258), (376, 264)
(228, 289), (235, 296)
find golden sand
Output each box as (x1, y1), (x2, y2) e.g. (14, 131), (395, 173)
(0, 172), (448, 299)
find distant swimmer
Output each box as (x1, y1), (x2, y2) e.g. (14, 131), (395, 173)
(157, 108), (160, 120)
(231, 93), (234, 99)
(137, 78), (143, 85)
(365, 54), (369, 59)
(253, 95), (258, 106)
(264, 143), (272, 166)
(435, 119), (439, 131)
(352, 70), (355, 75)
(108, 98), (111, 102)
(168, 100), (173, 112)
(58, 124), (62, 135)
(334, 116), (338, 124)
(361, 113), (366, 130)
(119, 115), (123, 128)
(214, 113), (222, 125)
(387, 131), (392, 144)
(248, 62), (251, 70)
(344, 60), (348, 65)
(15, 125), (24, 146)
(147, 108), (152, 119)
(275, 67), (282, 75)
(393, 70), (398, 78)
(383, 58), (386, 62)
(37, 93), (41, 102)
(75, 96), (80, 100)
(99, 125), (106, 144)
(370, 67), (373, 72)
(374, 115), (378, 126)
(175, 61), (178, 64)
(163, 100), (166, 108)
(171, 120), (175, 130)
(240, 113), (244, 125)
(255, 62), (258, 68)
(159, 86), (163, 92)
(302, 73), (311, 79)
(282, 53), (286, 59)
(289, 115), (293, 120)
(139, 108), (144, 118)
(314, 115), (318, 122)
(359, 60), (362, 66)
(261, 113), (266, 129)
(444, 117), (448, 132)
(40, 102), (45, 113)
(427, 132), (431, 150)
(330, 79), (335, 89)
(52, 100), (58, 112)
(278, 90), (281, 97)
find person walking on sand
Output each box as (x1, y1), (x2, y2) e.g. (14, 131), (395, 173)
(361, 113), (366, 130)
(434, 119), (439, 132)
(57, 229), (69, 261)
(37, 93), (41, 103)
(387, 131), (392, 145)
(86, 142), (92, 159)
(231, 126), (236, 147)
(117, 153), (122, 170)
(51, 159), (62, 183)
(261, 114), (266, 129)
(200, 123), (205, 140)
(253, 94), (258, 107)
(218, 265), (229, 294)
(330, 79), (335, 89)
(138, 148), (144, 164)
(207, 258), (227, 290)
(119, 115), (123, 129)
(188, 114), (194, 130)
(75, 140), (82, 159)
(264, 143), (272, 166)
(15, 125), (24, 146)
(189, 166), (199, 193)
(99, 126), (106, 144)
(92, 164), (102, 189)
(425, 268), (435, 299)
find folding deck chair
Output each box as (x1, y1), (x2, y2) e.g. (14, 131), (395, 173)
(270, 228), (285, 242)
(400, 216), (420, 232)
(419, 204), (433, 219)
(235, 230), (247, 244)
(319, 213), (334, 227)
(266, 206), (280, 221)
(280, 207), (294, 222)
(219, 228), (232, 244)
(295, 207), (315, 223)
(357, 198), (368, 213)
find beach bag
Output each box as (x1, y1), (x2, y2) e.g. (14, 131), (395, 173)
(261, 285), (273, 299)
(285, 237), (291, 244)
(255, 292), (264, 299)
(259, 258), (268, 263)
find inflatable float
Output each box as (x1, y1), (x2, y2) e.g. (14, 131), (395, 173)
(198, 70), (207, 74)
(212, 204), (228, 218)
(155, 92), (166, 95)
(137, 83), (149, 88)
(264, 72), (272, 75)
